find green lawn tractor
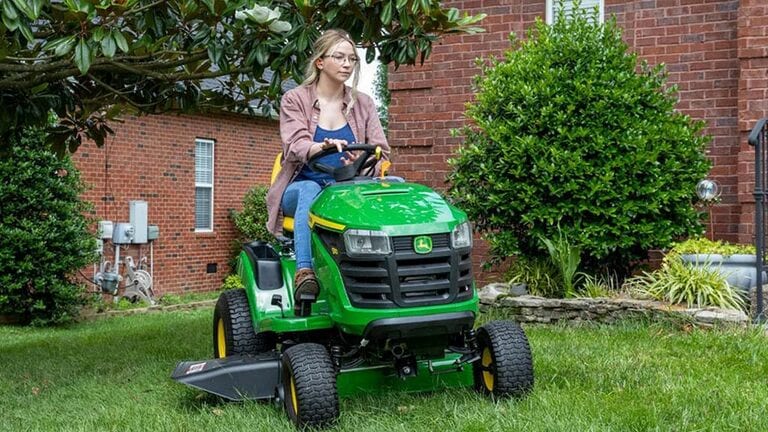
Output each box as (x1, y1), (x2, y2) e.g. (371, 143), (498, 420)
(172, 145), (534, 428)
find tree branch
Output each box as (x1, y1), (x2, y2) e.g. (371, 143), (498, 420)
(87, 74), (160, 110)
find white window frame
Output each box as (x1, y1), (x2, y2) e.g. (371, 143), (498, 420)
(195, 138), (215, 232)
(546, 0), (604, 24)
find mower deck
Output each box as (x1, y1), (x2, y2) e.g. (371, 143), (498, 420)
(172, 352), (474, 401)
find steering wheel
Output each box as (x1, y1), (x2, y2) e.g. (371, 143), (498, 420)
(307, 143), (380, 182)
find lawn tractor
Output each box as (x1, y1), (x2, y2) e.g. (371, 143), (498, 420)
(172, 144), (534, 428)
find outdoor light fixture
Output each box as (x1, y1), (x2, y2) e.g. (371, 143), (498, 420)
(696, 179), (721, 202)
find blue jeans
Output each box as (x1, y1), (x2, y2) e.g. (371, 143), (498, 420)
(281, 180), (322, 270)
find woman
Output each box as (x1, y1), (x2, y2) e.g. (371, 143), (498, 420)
(266, 29), (390, 315)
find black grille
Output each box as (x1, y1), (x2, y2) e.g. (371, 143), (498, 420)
(325, 232), (473, 309)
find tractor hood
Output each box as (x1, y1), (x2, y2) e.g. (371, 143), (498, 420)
(310, 181), (467, 236)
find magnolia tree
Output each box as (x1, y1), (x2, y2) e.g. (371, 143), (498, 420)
(0, 0), (484, 154)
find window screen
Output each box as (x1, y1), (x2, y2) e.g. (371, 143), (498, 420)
(195, 139), (214, 231)
(546, 0), (603, 24)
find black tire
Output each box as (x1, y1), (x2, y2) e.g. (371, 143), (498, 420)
(212, 289), (275, 358)
(473, 320), (534, 398)
(282, 343), (339, 428)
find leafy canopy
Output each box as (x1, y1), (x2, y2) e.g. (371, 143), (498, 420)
(0, 0), (484, 154)
(448, 8), (711, 276)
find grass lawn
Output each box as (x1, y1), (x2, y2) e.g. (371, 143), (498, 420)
(2, 308), (767, 432)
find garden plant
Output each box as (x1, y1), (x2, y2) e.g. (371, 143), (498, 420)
(448, 6), (711, 277)
(0, 128), (96, 325)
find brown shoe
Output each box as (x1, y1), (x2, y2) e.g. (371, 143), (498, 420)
(293, 268), (319, 316)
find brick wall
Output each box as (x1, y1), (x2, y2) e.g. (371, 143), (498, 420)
(389, 0), (768, 283)
(73, 112), (280, 295)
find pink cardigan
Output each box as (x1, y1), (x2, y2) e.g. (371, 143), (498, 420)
(265, 83), (390, 237)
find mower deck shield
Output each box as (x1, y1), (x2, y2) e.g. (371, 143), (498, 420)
(172, 353), (280, 401)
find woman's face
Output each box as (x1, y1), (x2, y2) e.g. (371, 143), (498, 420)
(317, 40), (357, 84)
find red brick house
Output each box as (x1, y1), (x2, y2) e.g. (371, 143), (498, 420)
(73, 112), (282, 295)
(387, 0), (768, 270)
(74, 0), (768, 295)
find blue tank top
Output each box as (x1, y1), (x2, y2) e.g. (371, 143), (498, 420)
(295, 123), (357, 185)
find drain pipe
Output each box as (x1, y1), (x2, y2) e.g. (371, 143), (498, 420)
(749, 118), (767, 323)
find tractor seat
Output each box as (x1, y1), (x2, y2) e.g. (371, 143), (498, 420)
(271, 152), (294, 234)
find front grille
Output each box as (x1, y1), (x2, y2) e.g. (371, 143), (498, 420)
(322, 231), (473, 309)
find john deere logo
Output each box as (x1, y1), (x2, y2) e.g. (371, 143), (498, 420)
(414, 236), (432, 254)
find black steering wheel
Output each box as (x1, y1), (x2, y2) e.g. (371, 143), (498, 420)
(307, 143), (380, 182)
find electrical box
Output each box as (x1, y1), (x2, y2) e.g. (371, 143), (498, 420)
(129, 200), (148, 244)
(147, 225), (160, 241)
(112, 223), (134, 244)
(98, 220), (113, 240)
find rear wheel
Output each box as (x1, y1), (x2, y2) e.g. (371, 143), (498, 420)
(473, 320), (534, 398)
(282, 343), (339, 428)
(212, 289), (275, 358)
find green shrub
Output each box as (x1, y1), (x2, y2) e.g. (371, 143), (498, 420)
(579, 272), (621, 298)
(229, 185), (270, 271)
(0, 129), (97, 325)
(625, 258), (745, 310)
(230, 185), (271, 242)
(540, 228), (581, 298)
(506, 256), (563, 298)
(447, 6), (710, 277)
(221, 274), (244, 291)
(667, 237), (755, 258)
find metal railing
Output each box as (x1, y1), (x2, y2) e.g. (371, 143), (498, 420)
(749, 118), (768, 323)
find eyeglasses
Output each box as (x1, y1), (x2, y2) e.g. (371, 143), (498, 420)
(323, 53), (359, 65)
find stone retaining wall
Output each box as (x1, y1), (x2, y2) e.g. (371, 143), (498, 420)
(479, 284), (749, 327)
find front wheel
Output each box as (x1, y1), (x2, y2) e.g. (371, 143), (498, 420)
(212, 289), (275, 358)
(473, 320), (534, 398)
(282, 343), (339, 428)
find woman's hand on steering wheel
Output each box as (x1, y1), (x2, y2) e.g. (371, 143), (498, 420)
(341, 151), (360, 166)
(323, 138), (348, 153)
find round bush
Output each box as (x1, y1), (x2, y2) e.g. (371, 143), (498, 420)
(448, 10), (711, 276)
(230, 185), (271, 243)
(0, 129), (97, 325)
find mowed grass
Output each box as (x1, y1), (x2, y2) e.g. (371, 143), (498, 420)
(2, 308), (767, 432)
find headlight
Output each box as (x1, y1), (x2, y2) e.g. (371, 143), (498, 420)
(343, 229), (391, 256)
(451, 222), (472, 249)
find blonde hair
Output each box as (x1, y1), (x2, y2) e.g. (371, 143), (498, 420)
(302, 29), (361, 114)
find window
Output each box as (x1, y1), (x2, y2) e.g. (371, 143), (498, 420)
(195, 138), (214, 231)
(546, 0), (604, 24)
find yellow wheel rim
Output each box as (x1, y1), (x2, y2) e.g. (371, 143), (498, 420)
(482, 347), (494, 391)
(216, 318), (227, 358)
(289, 375), (299, 415)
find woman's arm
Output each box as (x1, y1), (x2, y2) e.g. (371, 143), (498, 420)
(280, 90), (319, 163)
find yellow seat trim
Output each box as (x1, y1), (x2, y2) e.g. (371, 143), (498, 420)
(270, 152), (283, 185)
(283, 217), (294, 233)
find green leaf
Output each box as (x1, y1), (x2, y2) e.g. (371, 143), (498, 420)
(200, 0), (215, 13)
(92, 27), (106, 42)
(207, 43), (222, 65)
(255, 44), (269, 66)
(1, 13), (19, 32)
(50, 36), (76, 57)
(381, 0), (392, 25)
(11, 0), (36, 19)
(18, 22), (33, 42)
(101, 34), (117, 58)
(3, 0), (18, 20)
(74, 38), (92, 75)
(112, 30), (129, 53)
